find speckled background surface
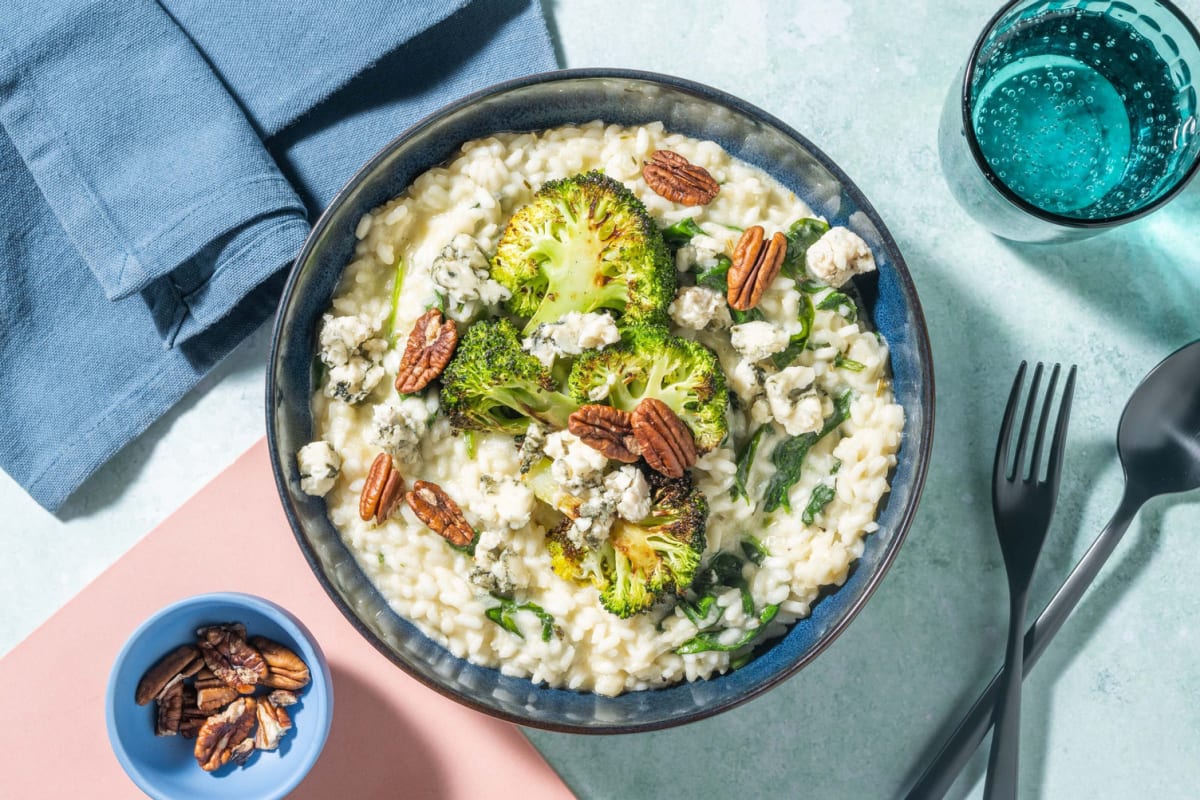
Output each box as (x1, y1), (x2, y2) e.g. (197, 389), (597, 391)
(2, 2), (1197, 797)
(525, 1), (1200, 798)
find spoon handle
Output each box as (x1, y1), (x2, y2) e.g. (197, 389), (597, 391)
(903, 490), (1143, 800)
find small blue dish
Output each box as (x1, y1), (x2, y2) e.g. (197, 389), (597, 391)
(105, 592), (333, 800)
(267, 69), (934, 733)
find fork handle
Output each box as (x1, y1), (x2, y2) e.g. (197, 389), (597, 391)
(902, 490), (1143, 800)
(982, 591), (1029, 800)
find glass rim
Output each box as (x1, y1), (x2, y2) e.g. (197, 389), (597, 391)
(960, 0), (1200, 229)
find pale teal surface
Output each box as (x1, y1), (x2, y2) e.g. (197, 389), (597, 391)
(531, 1), (1200, 797)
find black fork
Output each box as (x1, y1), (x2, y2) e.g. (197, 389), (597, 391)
(984, 362), (1077, 800)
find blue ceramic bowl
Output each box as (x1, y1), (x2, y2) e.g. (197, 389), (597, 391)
(106, 593), (333, 799)
(267, 69), (934, 733)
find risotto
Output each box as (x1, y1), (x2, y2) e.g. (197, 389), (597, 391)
(299, 121), (904, 696)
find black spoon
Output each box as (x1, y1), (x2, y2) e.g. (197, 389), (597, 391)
(905, 340), (1200, 799)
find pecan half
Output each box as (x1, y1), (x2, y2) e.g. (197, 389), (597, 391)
(196, 624), (269, 689)
(230, 737), (256, 766)
(194, 696), (257, 772)
(406, 480), (475, 547)
(642, 150), (720, 206)
(268, 689), (299, 707)
(727, 226), (787, 311)
(154, 680), (184, 737)
(395, 309), (458, 394)
(136, 644), (202, 705)
(568, 405), (641, 463)
(359, 452), (406, 524)
(631, 398), (697, 478)
(179, 687), (208, 739)
(255, 697), (294, 751)
(250, 636), (312, 691)
(197, 684), (239, 714)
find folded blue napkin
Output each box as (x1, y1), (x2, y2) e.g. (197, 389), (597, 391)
(0, 0), (556, 511)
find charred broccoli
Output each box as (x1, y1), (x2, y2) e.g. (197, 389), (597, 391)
(546, 468), (708, 618)
(567, 324), (729, 451)
(491, 172), (675, 334)
(439, 318), (577, 434)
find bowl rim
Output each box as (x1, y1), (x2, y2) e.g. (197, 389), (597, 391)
(104, 591), (333, 800)
(266, 67), (935, 734)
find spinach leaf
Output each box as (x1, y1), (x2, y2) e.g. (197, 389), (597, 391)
(801, 483), (837, 525)
(676, 604), (781, 654)
(486, 596), (556, 642)
(763, 391), (853, 512)
(730, 306), (765, 325)
(771, 293), (816, 369)
(781, 218), (830, 280)
(385, 256), (406, 343)
(815, 290), (858, 323)
(740, 536), (770, 565)
(695, 254), (732, 293)
(731, 424), (770, 503)
(799, 279), (828, 294)
(680, 594), (718, 627)
(661, 217), (705, 250)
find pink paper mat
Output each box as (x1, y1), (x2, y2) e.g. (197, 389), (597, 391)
(0, 440), (574, 799)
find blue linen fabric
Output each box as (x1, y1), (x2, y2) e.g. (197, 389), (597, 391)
(0, 0), (557, 511)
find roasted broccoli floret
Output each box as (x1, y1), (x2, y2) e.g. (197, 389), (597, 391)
(547, 469), (708, 618)
(439, 319), (577, 434)
(491, 172), (675, 334)
(567, 324), (729, 451)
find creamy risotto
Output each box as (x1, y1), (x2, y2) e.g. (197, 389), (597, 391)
(299, 121), (904, 696)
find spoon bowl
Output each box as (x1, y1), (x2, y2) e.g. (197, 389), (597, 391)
(1117, 340), (1200, 498)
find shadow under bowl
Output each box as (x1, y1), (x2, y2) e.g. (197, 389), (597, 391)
(266, 68), (935, 733)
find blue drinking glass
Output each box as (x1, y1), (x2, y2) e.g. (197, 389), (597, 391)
(939, 0), (1200, 242)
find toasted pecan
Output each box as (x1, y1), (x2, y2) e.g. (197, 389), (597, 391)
(406, 480), (475, 547)
(395, 309), (457, 394)
(631, 398), (697, 478)
(568, 405), (641, 463)
(642, 150), (720, 206)
(727, 226), (787, 311)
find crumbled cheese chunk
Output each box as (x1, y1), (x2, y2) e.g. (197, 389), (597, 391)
(728, 358), (766, 404)
(469, 529), (518, 596)
(569, 487), (618, 549)
(668, 286), (732, 330)
(544, 429), (609, 492)
(296, 441), (341, 497)
(730, 321), (790, 363)
(368, 397), (432, 462)
(517, 421), (546, 474)
(604, 465), (652, 522)
(430, 233), (511, 321)
(474, 475), (534, 531)
(319, 314), (387, 404)
(674, 233), (725, 272)
(806, 227), (876, 288)
(764, 366), (824, 435)
(522, 311), (620, 368)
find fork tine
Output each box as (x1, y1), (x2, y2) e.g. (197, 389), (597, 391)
(1027, 364), (1062, 482)
(1043, 365), (1078, 486)
(1010, 362), (1045, 481)
(994, 361), (1028, 481)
